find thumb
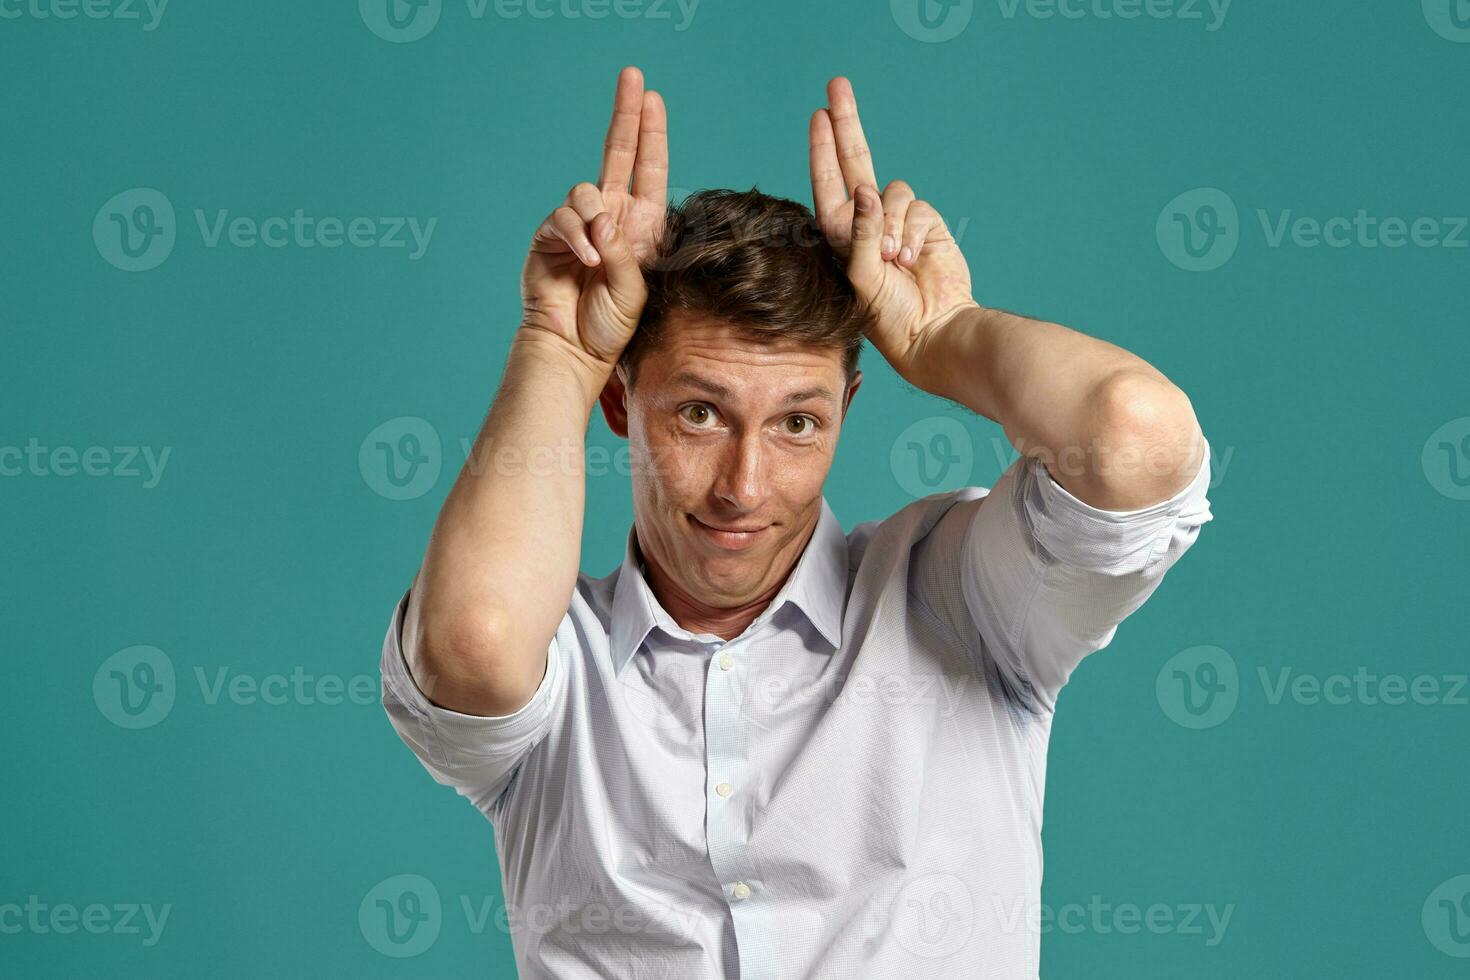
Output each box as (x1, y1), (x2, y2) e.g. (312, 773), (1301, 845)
(847, 183), (885, 288)
(589, 212), (647, 310)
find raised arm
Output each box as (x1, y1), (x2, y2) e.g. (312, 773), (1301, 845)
(809, 77), (1202, 509)
(399, 66), (668, 716)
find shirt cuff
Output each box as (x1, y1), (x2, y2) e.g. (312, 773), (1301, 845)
(379, 589), (564, 764)
(1023, 434), (1214, 575)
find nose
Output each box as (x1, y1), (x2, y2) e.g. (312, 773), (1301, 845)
(712, 429), (766, 513)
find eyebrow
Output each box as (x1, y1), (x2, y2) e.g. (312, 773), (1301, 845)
(666, 371), (837, 407)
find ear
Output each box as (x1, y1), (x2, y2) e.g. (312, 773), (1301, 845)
(599, 363), (630, 438)
(840, 369), (863, 420)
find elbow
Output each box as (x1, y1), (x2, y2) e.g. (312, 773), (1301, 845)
(410, 604), (543, 715)
(1089, 371), (1204, 501)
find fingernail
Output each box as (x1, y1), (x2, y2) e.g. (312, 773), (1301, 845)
(900, 246), (914, 264)
(882, 235), (896, 255)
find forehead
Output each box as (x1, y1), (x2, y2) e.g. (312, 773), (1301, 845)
(634, 312), (846, 399)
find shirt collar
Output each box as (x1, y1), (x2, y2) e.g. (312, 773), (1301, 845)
(607, 496), (848, 676)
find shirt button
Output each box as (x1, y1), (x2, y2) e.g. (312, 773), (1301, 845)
(715, 782), (733, 798)
(732, 882), (751, 900)
(718, 653), (733, 671)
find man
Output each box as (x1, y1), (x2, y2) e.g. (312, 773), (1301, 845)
(379, 66), (1213, 978)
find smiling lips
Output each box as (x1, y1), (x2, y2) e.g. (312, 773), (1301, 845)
(688, 514), (772, 551)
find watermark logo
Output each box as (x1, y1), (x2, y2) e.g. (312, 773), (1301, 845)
(891, 416), (974, 498)
(95, 190), (437, 269)
(892, 0), (1230, 37)
(1156, 645), (1238, 729)
(1156, 187), (1239, 272)
(359, 0), (442, 42)
(987, 434), (1235, 491)
(93, 645), (176, 729)
(1423, 0), (1470, 42)
(891, 0), (974, 42)
(1160, 188), (1468, 270)
(995, 895), (1234, 945)
(361, 0), (698, 39)
(1259, 667), (1467, 707)
(891, 873), (974, 958)
(96, 653), (381, 725)
(996, 0), (1230, 29)
(359, 874), (442, 957)
(94, 188), (176, 272)
(360, 416), (443, 500)
(1422, 416), (1470, 500)
(1423, 875), (1470, 957)
(0, 440), (172, 487)
(0, 0), (169, 29)
(0, 897), (172, 946)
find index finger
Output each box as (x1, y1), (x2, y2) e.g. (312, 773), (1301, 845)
(809, 108), (847, 227)
(598, 66), (646, 193)
(825, 76), (878, 196)
(631, 89), (668, 204)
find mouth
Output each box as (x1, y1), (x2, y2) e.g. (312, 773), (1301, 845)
(688, 514), (772, 551)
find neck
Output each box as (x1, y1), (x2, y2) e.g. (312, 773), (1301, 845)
(638, 530), (810, 642)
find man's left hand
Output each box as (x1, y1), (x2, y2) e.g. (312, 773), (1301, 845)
(809, 77), (980, 388)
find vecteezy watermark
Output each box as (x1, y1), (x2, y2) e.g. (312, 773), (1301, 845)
(358, 874), (704, 957)
(646, 186), (974, 275)
(890, 873), (975, 958)
(994, 0), (1231, 30)
(1257, 667), (1469, 708)
(891, 0), (1230, 42)
(871, 875), (1234, 956)
(1156, 188), (1239, 272)
(93, 646), (381, 729)
(359, 875), (441, 958)
(993, 895), (1235, 947)
(93, 188), (437, 272)
(93, 646), (177, 730)
(0, 897), (172, 947)
(1157, 646), (1470, 730)
(0, 439), (171, 488)
(891, 416), (975, 499)
(1423, 875), (1470, 958)
(1422, 416), (1470, 501)
(1423, 0), (1470, 43)
(0, 0), (168, 30)
(358, 416), (715, 501)
(613, 652), (976, 736)
(986, 433), (1233, 490)
(1156, 645), (1239, 729)
(359, 416), (443, 501)
(358, 0), (700, 43)
(890, 0), (975, 42)
(1158, 187), (1470, 271)
(92, 188), (176, 272)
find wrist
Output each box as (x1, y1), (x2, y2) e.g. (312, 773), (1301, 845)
(511, 326), (620, 409)
(905, 300), (986, 398)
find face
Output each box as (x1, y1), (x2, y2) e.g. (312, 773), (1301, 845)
(602, 312), (861, 611)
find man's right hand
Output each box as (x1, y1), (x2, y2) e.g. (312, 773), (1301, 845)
(520, 66), (669, 368)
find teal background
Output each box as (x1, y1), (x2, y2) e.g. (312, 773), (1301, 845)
(4, 1), (1468, 976)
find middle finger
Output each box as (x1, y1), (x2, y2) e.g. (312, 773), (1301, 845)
(825, 76), (878, 197)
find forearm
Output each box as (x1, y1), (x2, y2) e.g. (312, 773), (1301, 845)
(403, 329), (611, 715)
(912, 305), (1203, 509)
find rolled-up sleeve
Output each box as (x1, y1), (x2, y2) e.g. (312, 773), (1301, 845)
(958, 434), (1215, 713)
(379, 590), (567, 814)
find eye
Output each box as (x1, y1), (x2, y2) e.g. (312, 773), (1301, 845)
(783, 414), (818, 436)
(680, 403), (718, 427)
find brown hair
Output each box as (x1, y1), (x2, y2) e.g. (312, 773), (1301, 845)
(619, 187), (870, 387)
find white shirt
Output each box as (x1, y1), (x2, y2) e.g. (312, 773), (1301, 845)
(379, 435), (1214, 979)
